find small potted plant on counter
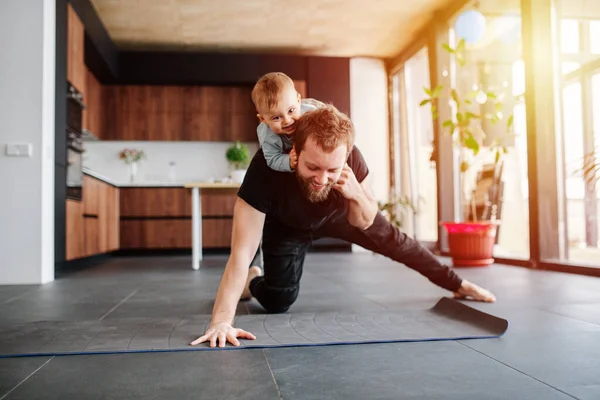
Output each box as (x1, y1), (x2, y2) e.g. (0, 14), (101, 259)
(226, 141), (250, 184)
(420, 39), (514, 267)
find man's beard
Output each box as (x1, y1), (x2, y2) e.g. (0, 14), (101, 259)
(296, 173), (335, 203)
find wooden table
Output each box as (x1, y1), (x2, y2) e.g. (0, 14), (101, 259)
(184, 182), (241, 270)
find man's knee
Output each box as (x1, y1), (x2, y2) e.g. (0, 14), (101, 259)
(263, 302), (292, 314)
(260, 285), (299, 314)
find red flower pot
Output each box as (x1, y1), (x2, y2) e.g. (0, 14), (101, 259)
(441, 221), (500, 267)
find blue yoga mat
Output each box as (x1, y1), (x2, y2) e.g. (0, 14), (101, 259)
(0, 297), (508, 358)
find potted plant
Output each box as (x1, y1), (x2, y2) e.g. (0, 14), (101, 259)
(420, 39), (514, 267)
(226, 141), (250, 183)
(378, 195), (421, 232)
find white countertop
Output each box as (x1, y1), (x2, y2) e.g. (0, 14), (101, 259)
(82, 168), (239, 188)
(82, 168), (121, 186)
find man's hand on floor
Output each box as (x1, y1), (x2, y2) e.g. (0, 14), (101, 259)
(190, 322), (256, 348)
(454, 280), (496, 303)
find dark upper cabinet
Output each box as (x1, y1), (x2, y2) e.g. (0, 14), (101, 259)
(103, 85), (257, 142)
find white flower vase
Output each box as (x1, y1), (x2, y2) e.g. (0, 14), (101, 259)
(231, 169), (246, 184)
(130, 161), (138, 183)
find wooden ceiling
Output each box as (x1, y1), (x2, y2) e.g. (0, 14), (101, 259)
(89, 0), (455, 58)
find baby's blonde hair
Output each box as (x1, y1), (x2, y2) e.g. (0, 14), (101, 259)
(251, 72), (296, 112)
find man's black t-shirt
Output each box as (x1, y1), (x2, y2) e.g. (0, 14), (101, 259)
(237, 146), (369, 232)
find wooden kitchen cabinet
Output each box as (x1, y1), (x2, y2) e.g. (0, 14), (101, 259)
(201, 219), (234, 248)
(104, 85), (257, 142)
(66, 174), (119, 260)
(230, 86), (258, 142)
(83, 175), (100, 216)
(183, 86), (229, 141)
(120, 188), (191, 217)
(293, 80), (307, 98)
(119, 219), (233, 249)
(120, 219), (192, 249)
(119, 188), (236, 250)
(67, 4), (86, 94)
(201, 189), (239, 216)
(84, 217), (99, 256)
(66, 199), (84, 260)
(104, 85), (185, 141)
(96, 183), (119, 253)
(106, 184), (120, 251)
(84, 67), (105, 139)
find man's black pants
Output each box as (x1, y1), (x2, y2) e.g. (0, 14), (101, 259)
(248, 212), (463, 314)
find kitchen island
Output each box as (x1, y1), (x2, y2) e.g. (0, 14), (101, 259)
(66, 169), (240, 265)
(184, 182), (241, 270)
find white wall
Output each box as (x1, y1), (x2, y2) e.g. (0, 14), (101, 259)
(0, 0), (55, 284)
(350, 58), (390, 202)
(83, 141), (259, 184)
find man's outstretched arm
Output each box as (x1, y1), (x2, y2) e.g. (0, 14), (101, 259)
(190, 197), (265, 347)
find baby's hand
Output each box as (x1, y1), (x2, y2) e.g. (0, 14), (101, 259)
(290, 149), (298, 170)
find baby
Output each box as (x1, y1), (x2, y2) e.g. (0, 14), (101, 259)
(251, 72), (325, 172)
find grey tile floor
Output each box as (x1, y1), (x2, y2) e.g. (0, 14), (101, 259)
(1, 252), (600, 399)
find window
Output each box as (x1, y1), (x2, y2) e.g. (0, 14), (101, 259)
(590, 21), (600, 54)
(562, 62), (581, 75)
(403, 49), (438, 242)
(553, 7), (600, 265)
(445, 3), (530, 259)
(561, 19), (580, 54)
(562, 82), (586, 251)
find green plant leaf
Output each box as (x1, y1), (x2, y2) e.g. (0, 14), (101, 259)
(503, 146), (509, 154)
(424, 87), (432, 96)
(486, 91), (497, 100)
(464, 134), (480, 155)
(460, 161), (470, 172)
(432, 85), (444, 97)
(495, 102), (504, 112)
(419, 99), (430, 106)
(226, 141), (250, 169)
(466, 111), (479, 120)
(456, 39), (466, 52)
(465, 99), (472, 105)
(442, 120), (454, 128)
(507, 114), (514, 129)
(442, 43), (454, 53)
(495, 150), (501, 164)
(451, 89), (459, 105)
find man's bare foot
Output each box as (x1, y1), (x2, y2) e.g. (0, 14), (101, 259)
(453, 280), (496, 303)
(240, 266), (262, 301)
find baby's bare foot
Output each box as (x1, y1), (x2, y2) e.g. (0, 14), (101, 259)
(454, 280), (496, 303)
(240, 266), (262, 301)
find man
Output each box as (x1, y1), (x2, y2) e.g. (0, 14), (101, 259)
(191, 105), (496, 348)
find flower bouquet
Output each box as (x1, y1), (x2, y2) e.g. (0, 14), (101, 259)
(119, 148), (145, 164)
(119, 148), (145, 182)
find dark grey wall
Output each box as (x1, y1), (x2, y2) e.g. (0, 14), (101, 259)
(55, 0), (67, 269)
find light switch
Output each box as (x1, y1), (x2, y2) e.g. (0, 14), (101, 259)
(5, 143), (33, 157)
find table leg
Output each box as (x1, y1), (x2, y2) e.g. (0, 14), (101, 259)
(192, 187), (202, 270)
